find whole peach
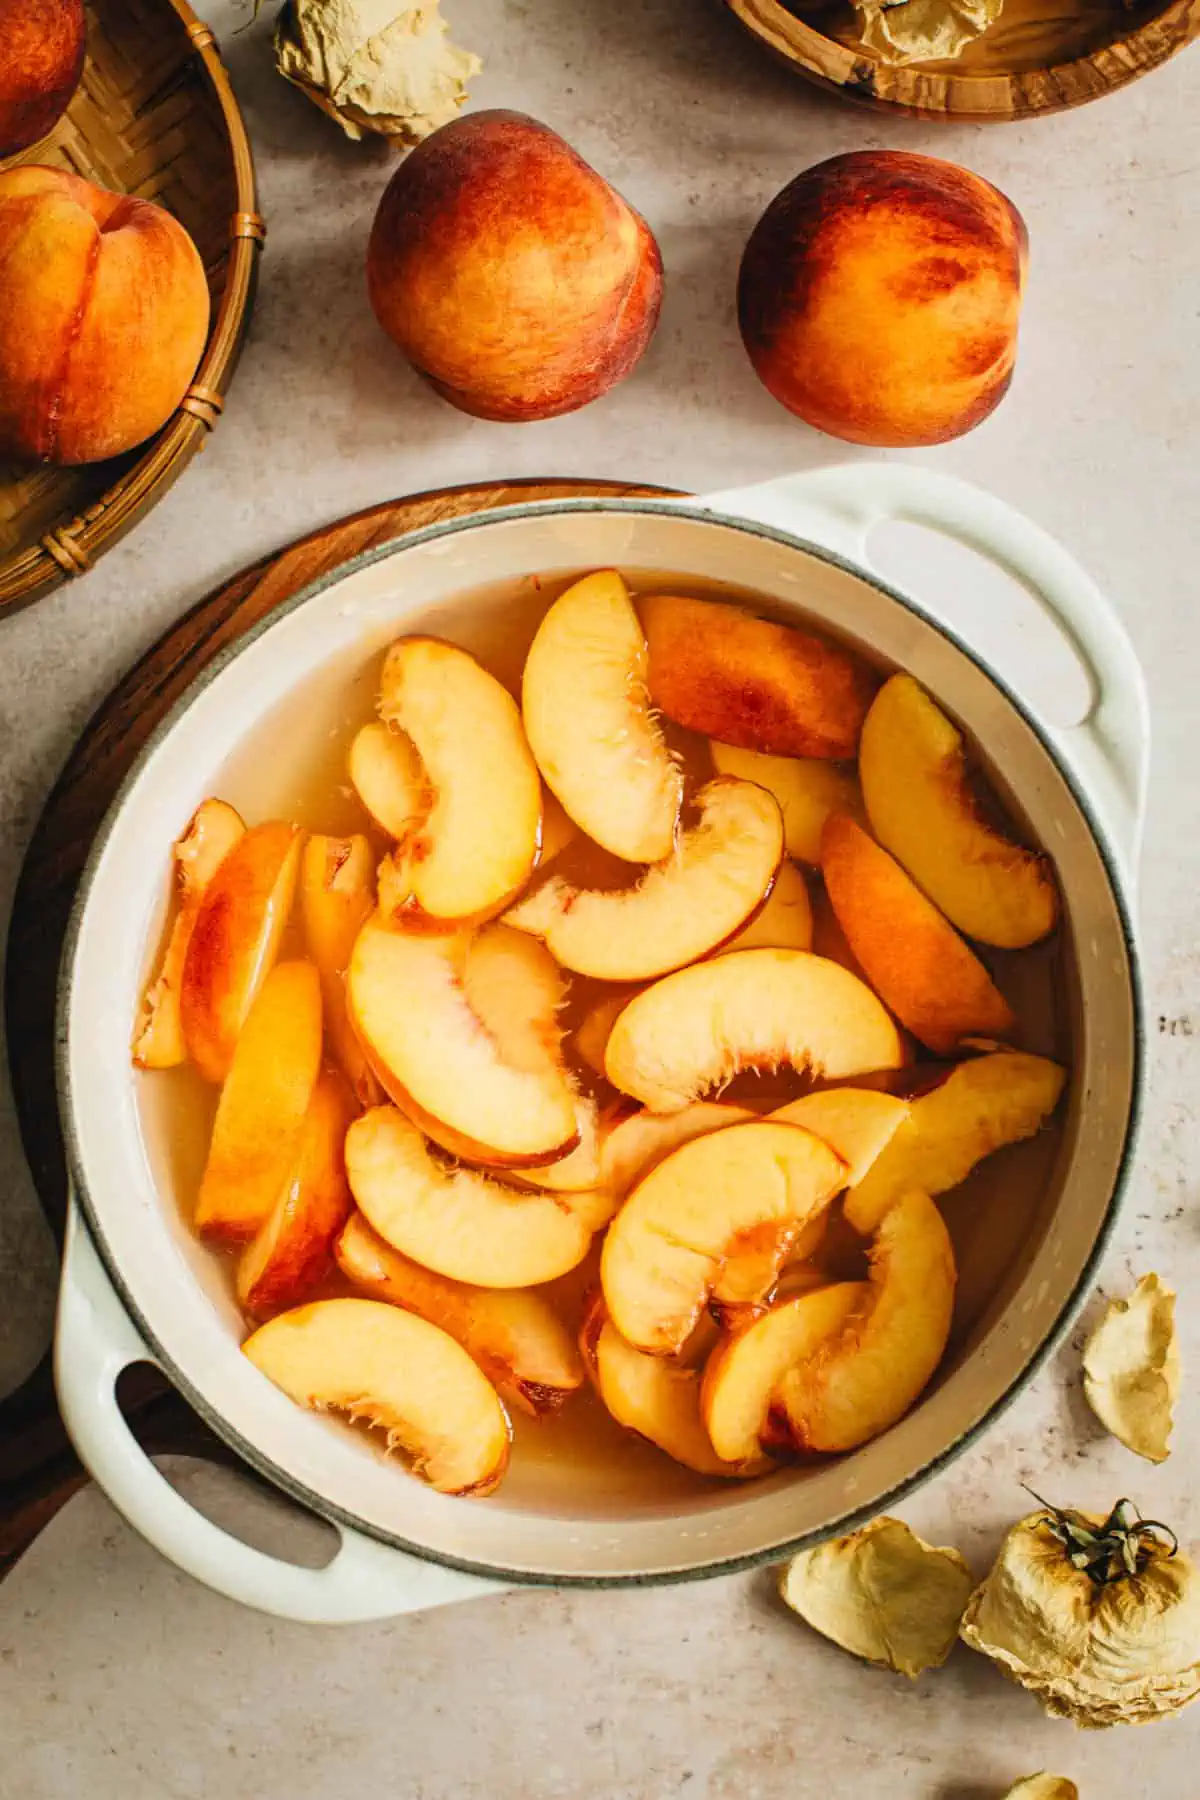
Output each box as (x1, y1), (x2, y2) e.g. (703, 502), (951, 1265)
(738, 151), (1027, 448)
(0, 166), (210, 464)
(0, 0), (85, 157)
(367, 109), (662, 422)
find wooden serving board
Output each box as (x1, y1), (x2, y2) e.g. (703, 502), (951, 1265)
(0, 475), (676, 1578)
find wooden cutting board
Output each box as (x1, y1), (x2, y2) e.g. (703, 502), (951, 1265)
(0, 476), (676, 1578)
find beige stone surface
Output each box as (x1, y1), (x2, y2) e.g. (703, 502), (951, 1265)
(2, 1), (1199, 1792)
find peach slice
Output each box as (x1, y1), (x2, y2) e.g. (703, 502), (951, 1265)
(180, 819), (303, 1083)
(237, 1070), (355, 1318)
(573, 989), (640, 1079)
(347, 721), (427, 841)
(822, 814), (1015, 1057)
(769, 1089), (910, 1188)
(504, 778), (783, 980)
(580, 1296), (767, 1478)
(522, 570), (683, 864)
(134, 799), (246, 1069)
(604, 948), (905, 1113)
(640, 593), (876, 761)
(702, 1281), (869, 1463)
(348, 918), (578, 1166)
(846, 1050), (1066, 1236)
(514, 1096), (603, 1194)
(336, 1213), (583, 1416)
(538, 790), (578, 868)
(299, 833), (381, 1107)
(720, 858), (812, 955)
(598, 1100), (757, 1198)
(601, 1120), (845, 1354)
(195, 961), (324, 1242)
(860, 675), (1058, 949)
(767, 1191), (956, 1454)
(374, 637), (541, 928)
(711, 742), (864, 865)
(243, 1297), (511, 1496)
(345, 1105), (595, 1288)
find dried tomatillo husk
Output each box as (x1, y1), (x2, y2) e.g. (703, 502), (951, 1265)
(1002, 1780), (1079, 1800)
(853, 0), (1003, 65)
(1083, 1273), (1179, 1463)
(961, 1496), (1200, 1728)
(275, 0), (480, 145)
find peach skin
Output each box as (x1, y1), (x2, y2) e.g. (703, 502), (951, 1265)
(738, 150), (1027, 448)
(821, 813), (1016, 1057)
(0, 165), (210, 464)
(0, 0), (85, 157)
(366, 110), (662, 421)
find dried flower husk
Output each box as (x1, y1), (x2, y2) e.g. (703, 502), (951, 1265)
(275, 0), (481, 145)
(1002, 1779), (1079, 1800)
(854, 0), (1003, 65)
(960, 1499), (1200, 1728)
(779, 1516), (975, 1678)
(1083, 1273), (1179, 1464)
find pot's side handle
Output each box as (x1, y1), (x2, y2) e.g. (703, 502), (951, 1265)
(55, 1206), (506, 1624)
(698, 464), (1149, 898)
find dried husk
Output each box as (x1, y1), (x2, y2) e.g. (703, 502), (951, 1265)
(780, 1516), (975, 1678)
(275, 0), (481, 144)
(1002, 1779), (1079, 1800)
(1083, 1273), (1179, 1463)
(854, 0), (1003, 65)
(960, 1504), (1200, 1728)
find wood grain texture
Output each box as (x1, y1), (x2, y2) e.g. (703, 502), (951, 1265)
(0, 0), (261, 615)
(723, 0), (1200, 120)
(0, 476), (674, 1577)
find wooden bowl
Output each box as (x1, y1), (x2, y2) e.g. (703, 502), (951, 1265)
(723, 1), (1200, 120)
(0, 0), (262, 617)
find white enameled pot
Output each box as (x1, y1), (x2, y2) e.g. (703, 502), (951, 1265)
(52, 463), (1147, 1623)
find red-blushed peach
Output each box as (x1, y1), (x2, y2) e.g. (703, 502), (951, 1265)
(738, 150), (1027, 448)
(366, 110), (662, 421)
(0, 166), (210, 464)
(0, 0), (85, 157)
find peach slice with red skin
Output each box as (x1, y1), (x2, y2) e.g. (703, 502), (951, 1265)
(179, 819), (303, 1083)
(821, 813), (1015, 1057)
(348, 918), (579, 1167)
(846, 1050), (1066, 1236)
(374, 636), (541, 929)
(195, 960), (324, 1242)
(505, 777), (783, 980)
(702, 1281), (869, 1463)
(237, 1070), (355, 1318)
(134, 798), (246, 1069)
(522, 569), (683, 864)
(600, 1119), (845, 1354)
(766, 1190), (956, 1454)
(604, 948), (905, 1114)
(336, 1213), (584, 1416)
(859, 674), (1058, 949)
(580, 1295), (768, 1478)
(347, 721), (427, 841)
(640, 593), (876, 761)
(711, 742), (865, 865)
(243, 1297), (511, 1496)
(345, 1105), (596, 1288)
(299, 832), (381, 1107)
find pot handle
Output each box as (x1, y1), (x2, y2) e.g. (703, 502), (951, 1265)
(55, 1204), (506, 1623)
(698, 463), (1149, 896)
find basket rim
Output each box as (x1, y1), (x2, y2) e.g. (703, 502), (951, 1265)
(0, 0), (262, 617)
(722, 0), (1200, 120)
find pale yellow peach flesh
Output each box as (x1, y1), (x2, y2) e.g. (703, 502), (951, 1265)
(195, 960), (324, 1242)
(243, 1297), (511, 1496)
(347, 721), (428, 841)
(345, 1105), (595, 1288)
(179, 819), (304, 1084)
(336, 1213), (584, 1416)
(134, 798), (245, 1069)
(710, 742), (865, 865)
(299, 832), (381, 1107)
(769, 1089), (910, 1188)
(598, 1101), (757, 1199)
(600, 1119), (845, 1354)
(719, 858), (812, 955)
(522, 569), (683, 864)
(237, 1070), (355, 1318)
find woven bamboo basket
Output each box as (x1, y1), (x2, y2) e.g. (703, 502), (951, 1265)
(0, 0), (262, 616)
(723, 1), (1200, 121)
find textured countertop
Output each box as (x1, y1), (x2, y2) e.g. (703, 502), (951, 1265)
(2, 4), (1198, 1795)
